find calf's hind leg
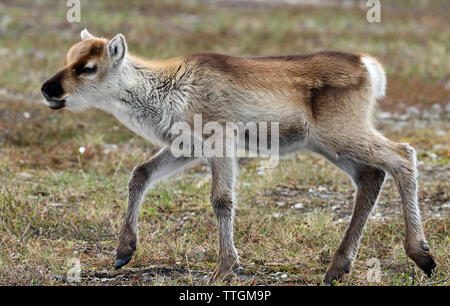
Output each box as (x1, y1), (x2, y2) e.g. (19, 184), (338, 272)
(324, 163), (385, 283)
(380, 142), (436, 276)
(323, 136), (435, 282)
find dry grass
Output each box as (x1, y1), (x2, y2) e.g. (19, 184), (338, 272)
(0, 0), (448, 285)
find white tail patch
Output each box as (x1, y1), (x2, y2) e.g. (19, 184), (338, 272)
(361, 56), (386, 99)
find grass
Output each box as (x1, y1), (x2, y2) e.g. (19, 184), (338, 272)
(0, 0), (448, 285)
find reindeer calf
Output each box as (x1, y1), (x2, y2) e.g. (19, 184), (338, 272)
(41, 30), (436, 283)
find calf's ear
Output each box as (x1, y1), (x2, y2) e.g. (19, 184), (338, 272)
(80, 28), (94, 40)
(108, 34), (127, 67)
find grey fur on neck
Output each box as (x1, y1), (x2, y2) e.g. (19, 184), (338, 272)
(103, 56), (189, 145)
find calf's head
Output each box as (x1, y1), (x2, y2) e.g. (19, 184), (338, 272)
(41, 29), (127, 111)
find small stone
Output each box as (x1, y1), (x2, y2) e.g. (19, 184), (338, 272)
(377, 112), (392, 119)
(100, 278), (115, 283)
(431, 103), (441, 111)
(17, 172), (32, 178)
(427, 152), (437, 159)
(49, 202), (63, 208)
(102, 143), (118, 154)
(406, 106), (420, 115)
(293, 203), (303, 209)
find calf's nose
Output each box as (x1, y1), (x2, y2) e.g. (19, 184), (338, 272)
(41, 79), (64, 100)
(41, 81), (50, 99)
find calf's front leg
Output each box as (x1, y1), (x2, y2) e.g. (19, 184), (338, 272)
(208, 157), (240, 283)
(115, 148), (198, 269)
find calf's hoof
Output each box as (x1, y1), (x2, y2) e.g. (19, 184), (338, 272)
(418, 256), (437, 277)
(208, 261), (240, 284)
(412, 251), (436, 277)
(324, 259), (351, 285)
(114, 256), (132, 270)
(407, 242), (436, 277)
(114, 242), (136, 270)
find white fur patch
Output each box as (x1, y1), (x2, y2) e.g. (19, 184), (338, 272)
(80, 28), (93, 40)
(84, 60), (95, 69)
(361, 56), (386, 99)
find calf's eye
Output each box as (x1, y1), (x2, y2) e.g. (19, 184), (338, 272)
(76, 65), (97, 75)
(82, 66), (97, 74)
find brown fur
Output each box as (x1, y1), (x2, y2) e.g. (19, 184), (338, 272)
(47, 39), (108, 97)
